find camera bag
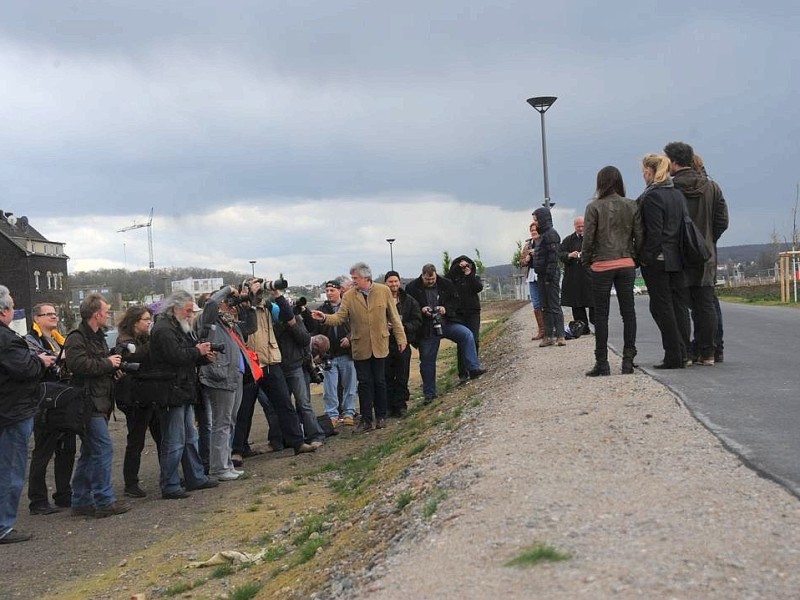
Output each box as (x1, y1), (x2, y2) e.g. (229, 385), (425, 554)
(36, 339), (92, 436)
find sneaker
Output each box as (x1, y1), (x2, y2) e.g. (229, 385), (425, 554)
(0, 529), (32, 544)
(310, 440), (324, 449)
(556, 337), (567, 347)
(124, 485), (147, 498)
(232, 468), (245, 476)
(71, 505), (96, 517)
(216, 471), (241, 481)
(341, 416), (355, 426)
(95, 501), (131, 519)
(162, 490), (191, 500)
(30, 503), (60, 515)
(469, 368), (487, 380)
(294, 443), (316, 455)
(539, 337), (555, 348)
(696, 356), (715, 366)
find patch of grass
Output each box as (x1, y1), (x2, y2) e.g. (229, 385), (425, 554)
(395, 490), (413, 510)
(211, 563), (235, 578)
(452, 406), (463, 419)
(469, 397), (481, 408)
(423, 489), (447, 519)
(164, 581), (193, 596)
(292, 513), (328, 546)
(505, 543), (571, 567)
(293, 535), (328, 565)
(329, 435), (406, 496)
(406, 441), (428, 457)
(229, 581), (263, 600)
(246, 505), (260, 512)
(262, 545), (288, 562)
(278, 484), (299, 494)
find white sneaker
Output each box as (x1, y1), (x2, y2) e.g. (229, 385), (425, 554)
(217, 471), (240, 481)
(310, 441), (324, 449)
(232, 468), (244, 475)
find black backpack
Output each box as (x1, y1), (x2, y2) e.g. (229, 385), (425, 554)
(566, 320), (588, 340)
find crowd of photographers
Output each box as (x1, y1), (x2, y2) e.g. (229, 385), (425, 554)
(0, 256), (486, 543)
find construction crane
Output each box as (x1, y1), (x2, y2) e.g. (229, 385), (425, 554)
(118, 208), (156, 291)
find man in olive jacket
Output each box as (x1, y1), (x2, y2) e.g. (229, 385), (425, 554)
(311, 262), (406, 432)
(65, 293), (130, 518)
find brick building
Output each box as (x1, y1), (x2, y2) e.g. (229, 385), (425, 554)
(0, 210), (70, 329)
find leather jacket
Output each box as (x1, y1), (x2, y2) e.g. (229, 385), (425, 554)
(581, 193), (643, 267)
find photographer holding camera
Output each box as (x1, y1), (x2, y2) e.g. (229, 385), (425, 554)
(25, 303), (77, 515)
(113, 306), (160, 498)
(198, 284), (258, 481)
(406, 264), (485, 404)
(236, 277), (316, 459)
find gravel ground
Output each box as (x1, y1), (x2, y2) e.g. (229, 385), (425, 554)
(352, 307), (800, 600)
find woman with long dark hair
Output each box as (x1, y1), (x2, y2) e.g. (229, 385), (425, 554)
(581, 166), (643, 376)
(115, 306), (161, 497)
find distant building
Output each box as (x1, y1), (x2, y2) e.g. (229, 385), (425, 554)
(171, 277), (225, 300)
(0, 210), (70, 329)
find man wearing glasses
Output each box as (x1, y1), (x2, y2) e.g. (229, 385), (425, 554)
(25, 304), (77, 515)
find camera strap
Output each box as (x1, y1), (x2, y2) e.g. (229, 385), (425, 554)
(229, 329), (264, 382)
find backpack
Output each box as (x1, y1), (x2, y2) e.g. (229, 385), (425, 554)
(566, 320), (588, 340)
(36, 380), (92, 437)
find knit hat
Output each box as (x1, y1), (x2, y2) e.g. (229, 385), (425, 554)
(383, 270), (400, 282)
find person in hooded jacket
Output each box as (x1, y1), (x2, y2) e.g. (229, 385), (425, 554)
(637, 154), (691, 369)
(383, 271), (422, 417)
(664, 142), (728, 366)
(446, 255), (483, 383)
(532, 207), (566, 347)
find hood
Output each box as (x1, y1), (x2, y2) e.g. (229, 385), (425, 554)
(533, 207), (553, 233)
(448, 255), (477, 279)
(673, 168), (710, 201)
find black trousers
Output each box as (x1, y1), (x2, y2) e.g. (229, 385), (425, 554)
(28, 423), (77, 509)
(537, 278), (564, 338)
(641, 263), (690, 366)
(591, 268), (637, 363)
(121, 405), (162, 488)
(386, 342), (411, 415)
(354, 357), (387, 424)
(234, 365), (305, 453)
(456, 312), (481, 378)
(570, 306), (595, 327)
(687, 285), (718, 358)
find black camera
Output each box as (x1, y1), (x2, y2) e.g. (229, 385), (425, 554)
(321, 356), (333, 371)
(226, 293), (252, 307)
(293, 296), (308, 316)
(428, 306), (444, 336)
(210, 342), (226, 353)
(110, 343), (141, 372)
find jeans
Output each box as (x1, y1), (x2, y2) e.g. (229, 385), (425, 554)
(354, 357), (388, 424)
(537, 278), (564, 338)
(591, 268), (637, 363)
(27, 423), (76, 509)
(321, 355), (357, 419)
(71, 415), (116, 509)
(285, 366), (325, 443)
(158, 405), (208, 495)
(196, 392), (212, 474)
(456, 312), (481, 379)
(641, 263), (690, 366)
(203, 385), (243, 477)
(417, 321), (481, 399)
(528, 280), (542, 310)
(120, 405), (161, 489)
(386, 341), (411, 415)
(0, 417), (33, 538)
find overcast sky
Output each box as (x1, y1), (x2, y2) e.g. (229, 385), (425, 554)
(1, 1), (797, 285)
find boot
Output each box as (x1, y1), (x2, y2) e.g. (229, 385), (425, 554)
(532, 309), (545, 340)
(539, 337), (554, 348)
(585, 361), (610, 377)
(556, 336), (566, 346)
(621, 346), (637, 375)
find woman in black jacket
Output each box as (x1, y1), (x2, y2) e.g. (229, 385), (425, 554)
(447, 255), (484, 381)
(115, 306), (160, 498)
(637, 154), (691, 369)
(383, 271), (422, 417)
(532, 207), (566, 347)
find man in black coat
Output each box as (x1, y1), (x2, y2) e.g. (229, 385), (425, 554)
(559, 217), (594, 331)
(384, 271), (422, 417)
(532, 207), (566, 346)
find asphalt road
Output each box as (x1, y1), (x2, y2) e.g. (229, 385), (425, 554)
(606, 296), (800, 497)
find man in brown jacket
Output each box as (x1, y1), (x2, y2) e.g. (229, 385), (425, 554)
(312, 262), (406, 432)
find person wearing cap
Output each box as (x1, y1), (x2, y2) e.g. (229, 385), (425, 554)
(311, 263), (406, 433)
(383, 271), (422, 418)
(312, 279), (358, 427)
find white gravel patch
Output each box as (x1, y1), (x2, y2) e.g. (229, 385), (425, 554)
(353, 307), (800, 600)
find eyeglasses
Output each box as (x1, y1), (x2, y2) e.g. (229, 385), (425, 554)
(38, 312), (58, 318)
(139, 317), (152, 322)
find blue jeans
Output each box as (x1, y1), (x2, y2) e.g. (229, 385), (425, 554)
(203, 385), (242, 477)
(0, 417), (33, 538)
(321, 355), (357, 419)
(528, 280), (542, 310)
(418, 321), (481, 399)
(196, 392), (212, 474)
(158, 405), (208, 495)
(285, 366), (325, 443)
(71, 415), (116, 509)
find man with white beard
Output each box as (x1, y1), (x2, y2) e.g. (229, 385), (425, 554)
(144, 291), (219, 499)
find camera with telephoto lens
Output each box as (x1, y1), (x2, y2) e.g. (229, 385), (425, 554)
(429, 306), (444, 336)
(226, 293), (252, 307)
(263, 277), (288, 291)
(110, 343), (141, 372)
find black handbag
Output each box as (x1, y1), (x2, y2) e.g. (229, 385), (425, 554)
(680, 207), (712, 267)
(35, 339), (93, 436)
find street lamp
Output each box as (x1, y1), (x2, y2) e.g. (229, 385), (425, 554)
(385, 238), (396, 271)
(526, 96), (557, 208)
(249, 260), (256, 277)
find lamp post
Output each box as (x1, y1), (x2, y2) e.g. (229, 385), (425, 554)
(385, 238), (396, 271)
(249, 260), (256, 277)
(526, 96), (557, 208)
